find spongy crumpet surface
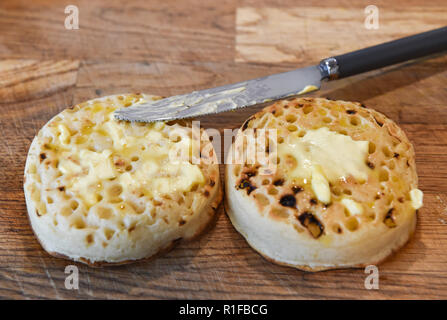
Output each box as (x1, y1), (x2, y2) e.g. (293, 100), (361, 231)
(225, 97), (422, 271)
(24, 94), (222, 266)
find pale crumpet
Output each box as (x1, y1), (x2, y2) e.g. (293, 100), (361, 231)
(24, 94), (221, 266)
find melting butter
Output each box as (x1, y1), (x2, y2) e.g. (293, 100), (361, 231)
(193, 86), (246, 115)
(311, 166), (331, 204)
(70, 150), (116, 205)
(57, 124), (71, 145)
(278, 127), (370, 203)
(58, 158), (82, 175)
(51, 100), (205, 207)
(298, 85), (319, 95)
(341, 198), (363, 215)
(409, 189), (423, 210)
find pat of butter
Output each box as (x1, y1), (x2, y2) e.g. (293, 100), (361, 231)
(311, 166), (331, 204)
(341, 198), (363, 215)
(58, 158), (82, 175)
(409, 189), (423, 210)
(79, 150), (116, 180)
(278, 127), (370, 204)
(298, 85), (319, 95)
(57, 124), (71, 145)
(174, 162), (205, 189)
(278, 127), (370, 182)
(104, 121), (136, 150)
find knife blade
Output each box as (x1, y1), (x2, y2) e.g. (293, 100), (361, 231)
(114, 65), (323, 122)
(114, 27), (447, 123)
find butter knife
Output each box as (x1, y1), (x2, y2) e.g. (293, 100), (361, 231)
(115, 26), (447, 123)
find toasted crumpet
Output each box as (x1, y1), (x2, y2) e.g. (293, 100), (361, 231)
(225, 97), (422, 271)
(24, 94), (221, 266)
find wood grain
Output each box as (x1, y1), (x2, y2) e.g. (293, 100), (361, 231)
(236, 6), (447, 63)
(0, 60), (79, 103)
(0, 0), (447, 299)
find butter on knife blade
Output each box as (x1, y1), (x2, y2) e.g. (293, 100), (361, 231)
(114, 65), (323, 122)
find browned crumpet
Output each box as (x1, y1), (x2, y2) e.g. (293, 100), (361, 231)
(24, 94), (221, 266)
(225, 97), (422, 271)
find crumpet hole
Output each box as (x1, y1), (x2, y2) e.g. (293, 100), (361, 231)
(97, 207), (113, 219)
(108, 184), (123, 197)
(367, 212), (376, 221)
(286, 114), (297, 123)
(350, 117), (360, 126)
(85, 234), (94, 246)
(332, 223), (343, 234)
(70, 200), (79, 210)
(323, 117), (332, 124)
(60, 206), (72, 217)
(233, 165), (241, 177)
(388, 161), (396, 170)
(104, 228), (115, 240)
(303, 106), (313, 114)
(170, 135), (182, 143)
(71, 218), (86, 229)
(345, 217), (359, 231)
(331, 187), (342, 196)
(382, 146), (392, 158)
(254, 193), (270, 206)
(129, 201), (145, 214)
(379, 169), (389, 182)
(368, 142), (376, 154)
(273, 109), (283, 117)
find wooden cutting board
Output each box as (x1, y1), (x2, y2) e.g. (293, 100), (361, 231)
(1, 0), (446, 299)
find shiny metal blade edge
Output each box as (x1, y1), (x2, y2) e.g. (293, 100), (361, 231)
(114, 65), (322, 122)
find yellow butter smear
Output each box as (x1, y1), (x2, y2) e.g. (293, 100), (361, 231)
(50, 99), (204, 207)
(277, 127), (370, 203)
(298, 85), (319, 95)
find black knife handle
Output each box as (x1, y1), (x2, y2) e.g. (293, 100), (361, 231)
(320, 26), (447, 79)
